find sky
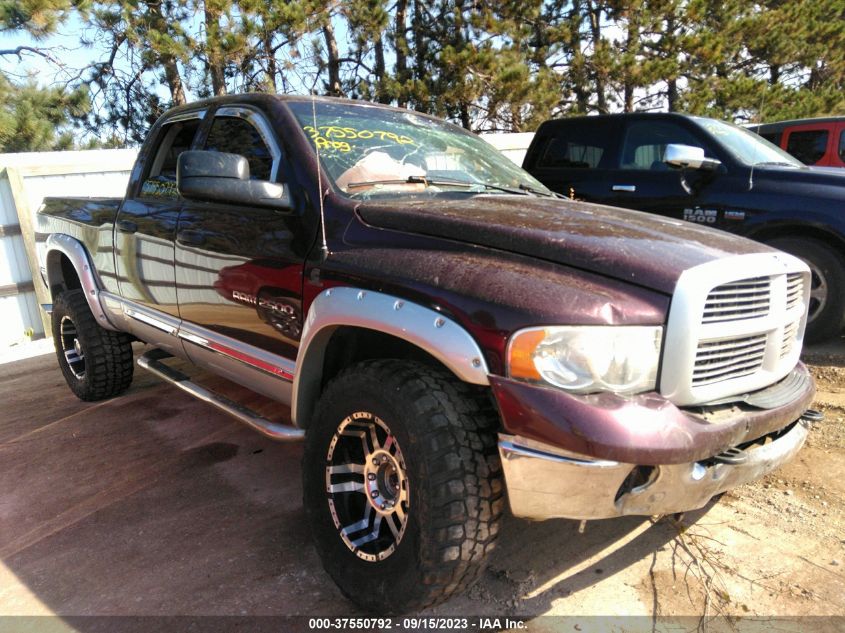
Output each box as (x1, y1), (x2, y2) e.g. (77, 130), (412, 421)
(0, 14), (109, 89)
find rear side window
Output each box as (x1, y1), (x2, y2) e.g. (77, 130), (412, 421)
(786, 130), (828, 165)
(620, 120), (705, 170)
(204, 116), (274, 181)
(534, 125), (612, 169)
(141, 118), (201, 199)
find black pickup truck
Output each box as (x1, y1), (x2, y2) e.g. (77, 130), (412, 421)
(37, 95), (819, 613)
(523, 113), (845, 342)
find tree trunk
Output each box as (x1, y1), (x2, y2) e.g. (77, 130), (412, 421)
(412, 1), (426, 80)
(395, 0), (408, 107)
(460, 101), (471, 130)
(665, 13), (678, 112)
(374, 37), (388, 103)
(568, 1), (589, 113)
(667, 78), (678, 111)
(623, 7), (638, 113)
(144, 1), (186, 105)
(264, 31), (278, 92)
(322, 21), (342, 96)
(204, 1), (226, 96)
(587, 0), (607, 114)
(163, 58), (186, 105)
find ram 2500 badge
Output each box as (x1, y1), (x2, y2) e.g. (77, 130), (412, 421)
(37, 94), (821, 613)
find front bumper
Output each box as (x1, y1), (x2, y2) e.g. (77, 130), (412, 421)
(500, 417), (813, 521)
(492, 363), (817, 521)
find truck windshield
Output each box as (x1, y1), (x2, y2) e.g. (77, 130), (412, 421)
(287, 100), (552, 199)
(692, 117), (804, 168)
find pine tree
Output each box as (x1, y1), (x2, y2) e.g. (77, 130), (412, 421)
(0, 75), (90, 151)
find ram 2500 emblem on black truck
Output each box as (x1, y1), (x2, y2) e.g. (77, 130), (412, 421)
(523, 113), (845, 343)
(38, 95), (821, 613)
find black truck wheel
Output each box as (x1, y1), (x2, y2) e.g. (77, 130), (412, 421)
(302, 359), (504, 613)
(768, 237), (845, 343)
(52, 289), (134, 401)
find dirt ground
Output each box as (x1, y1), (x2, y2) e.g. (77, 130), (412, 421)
(0, 338), (843, 632)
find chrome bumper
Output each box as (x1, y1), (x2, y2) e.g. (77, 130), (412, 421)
(499, 418), (811, 521)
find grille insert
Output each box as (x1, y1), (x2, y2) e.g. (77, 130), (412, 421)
(702, 277), (771, 323)
(693, 334), (767, 386)
(786, 273), (804, 312)
(781, 321), (800, 359)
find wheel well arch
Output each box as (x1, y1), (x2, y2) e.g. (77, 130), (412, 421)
(45, 250), (82, 300)
(320, 326), (452, 389)
(747, 223), (845, 259)
(291, 287), (491, 428)
(43, 234), (118, 331)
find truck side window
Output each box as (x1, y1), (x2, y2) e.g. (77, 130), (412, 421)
(620, 121), (706, 170)
(786, 130), (828, 165)
(760, 131), (781, 145)
(204, 117), (273, 181)
(535, 127), (610, 169)
(140, 119), (201, 199)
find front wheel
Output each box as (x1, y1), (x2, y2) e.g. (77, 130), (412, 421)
(302, 360), (504, 613)
(768, 237), (845, 343)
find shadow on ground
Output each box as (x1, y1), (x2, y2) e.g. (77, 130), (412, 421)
(0, 345), (706, 628)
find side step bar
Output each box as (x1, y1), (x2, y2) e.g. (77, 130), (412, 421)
(137, 348), (305, 442)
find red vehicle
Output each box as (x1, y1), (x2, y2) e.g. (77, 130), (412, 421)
(749, 117), (845, 168)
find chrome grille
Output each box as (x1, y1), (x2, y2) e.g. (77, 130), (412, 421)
(660, 253), (810, 406)
(702, 277), (770, 323)
(786, 273), (804, 312)
(693, 334), (767, 386)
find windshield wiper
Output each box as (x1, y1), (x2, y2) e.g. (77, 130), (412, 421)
(347, 175), (550, 197)
(518, 183), (555, 197)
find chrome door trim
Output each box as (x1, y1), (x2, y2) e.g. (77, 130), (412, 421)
(177, 321), (296, 382)
(124, 305), (179, 335)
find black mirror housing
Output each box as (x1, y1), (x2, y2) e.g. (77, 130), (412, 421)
(177, 150), (292, 211)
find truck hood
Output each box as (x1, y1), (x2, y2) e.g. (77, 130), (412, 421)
(758, 164), (845, 188)
(357, 195), (769, 294)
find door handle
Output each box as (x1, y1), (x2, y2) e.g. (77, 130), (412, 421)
(177, 229), (206, 246)
(612, 185), (637, 192)
(116, 220), (137, 233)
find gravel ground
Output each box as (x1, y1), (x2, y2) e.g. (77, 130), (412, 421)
(0, 338), (843, 633)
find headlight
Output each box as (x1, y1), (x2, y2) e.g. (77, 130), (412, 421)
(507, 326), (663, 394)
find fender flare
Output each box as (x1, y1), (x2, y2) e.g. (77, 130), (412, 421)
(291, 287), (490, 427)
(44, 233), (119, 331)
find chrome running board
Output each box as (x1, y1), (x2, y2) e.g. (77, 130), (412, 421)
(137, 348), (305, 442)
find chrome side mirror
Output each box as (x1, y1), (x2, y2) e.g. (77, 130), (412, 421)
(664, 144), (722, 171)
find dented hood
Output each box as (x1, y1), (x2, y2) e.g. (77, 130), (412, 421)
(357, 195), (770, 294)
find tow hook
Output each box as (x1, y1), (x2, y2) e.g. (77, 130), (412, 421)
(799, 409), (824, 428)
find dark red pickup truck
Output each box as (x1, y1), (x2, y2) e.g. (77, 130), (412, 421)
(37, 94), (819, 613)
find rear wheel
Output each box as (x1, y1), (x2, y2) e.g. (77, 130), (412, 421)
(52, 289), (134, 401)
(302, 359), (504, 613)
(768, 237), (845, 344)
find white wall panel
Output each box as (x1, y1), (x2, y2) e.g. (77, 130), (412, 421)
(0, 149), (138, 349)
